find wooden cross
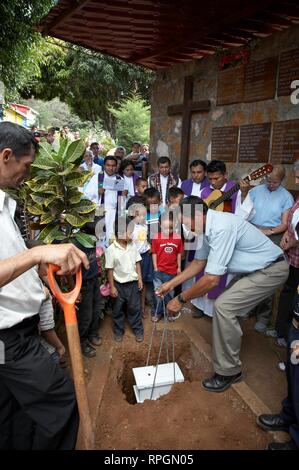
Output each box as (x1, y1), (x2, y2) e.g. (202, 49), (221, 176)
(167, 76), (210, 180)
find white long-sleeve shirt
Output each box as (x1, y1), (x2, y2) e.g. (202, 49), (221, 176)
(0, 190), (46, 329)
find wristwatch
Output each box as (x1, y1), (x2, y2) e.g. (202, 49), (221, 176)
(178, 294), (187, 304)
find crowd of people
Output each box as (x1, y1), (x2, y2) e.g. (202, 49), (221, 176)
(0, 121), (298, 450)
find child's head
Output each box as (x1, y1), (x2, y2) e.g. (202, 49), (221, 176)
(127, 196), (147, 224)
(141, 143), (149, 155)
(159, 211), (174, 237)
(136, 177), (148, 194)
(114, 215), (133, 242)
(168, 187), (184, 208)
(120, 159), (134, 177)
(131, 141), (141, 154)
(144, 188), (160, 214)
(157, 156), (171, 177)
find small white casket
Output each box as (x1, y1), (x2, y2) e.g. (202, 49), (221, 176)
(133, 362), (184, 403)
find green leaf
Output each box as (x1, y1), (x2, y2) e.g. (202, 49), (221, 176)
(68, 188), (83, 204)
(31, 157), (58, 170)
(75, 232), (96, 248)
(58, 163), (75, 176)
(38, 143), (55, 161)
(53, 233), (68, 242)
(30, 193), (56, 206)
(65, 213), (93, 227)
(35, 183), (57, 194)
(25, 178), (48, 191)
(64, 171), (91, 188)
(26, 204), (45, 216)
(57, 138), (69, 161)
(70, 199), (96, 214)
(38, 224), (61, 243)
(40, 212), (56, 224)
(64, 139), (85, 163)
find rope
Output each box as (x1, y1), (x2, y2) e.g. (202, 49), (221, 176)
(146, 296), (178, 400)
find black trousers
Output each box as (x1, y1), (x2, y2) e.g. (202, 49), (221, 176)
(77, 276), (103, 345)
(113, 281), (143, 336)
(0, 315), (79, 450)
(280, 322), (299, 448)
(275, 266), (299, 340)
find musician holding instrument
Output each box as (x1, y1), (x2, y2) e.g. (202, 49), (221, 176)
(190, 160), (254, 317)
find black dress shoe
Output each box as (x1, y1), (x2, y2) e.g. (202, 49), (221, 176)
(88, 335), (102, 347)
(81, 343), (96, 358)
(202, 372), (243, 392)
(257, 414), (289, 432)
(267, 440), (297, 450)
(192, 307), (204, 318)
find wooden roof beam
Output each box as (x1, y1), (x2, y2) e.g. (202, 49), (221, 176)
(43, 0), (90, 34)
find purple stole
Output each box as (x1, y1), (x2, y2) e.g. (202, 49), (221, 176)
(181, 177), (209, 196)
(197, 180), (237, 299)
(133, 172), (139, 195)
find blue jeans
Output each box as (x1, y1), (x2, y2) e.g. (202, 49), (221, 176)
(153, 270), (176, 316)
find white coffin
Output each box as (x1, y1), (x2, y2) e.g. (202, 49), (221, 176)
(132, 362), (184, 403)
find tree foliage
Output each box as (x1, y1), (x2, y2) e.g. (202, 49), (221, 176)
(109, 95), (150, 150)
(0, 1), (55, 95)
(21, 44), (153, 134)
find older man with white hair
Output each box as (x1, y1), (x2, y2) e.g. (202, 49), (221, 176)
(79, 149), (102, 175)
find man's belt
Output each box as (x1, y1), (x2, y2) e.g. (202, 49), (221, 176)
(272, 255), (286, 264)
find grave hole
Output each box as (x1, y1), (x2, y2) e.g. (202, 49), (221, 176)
(118, 330), (205, 404)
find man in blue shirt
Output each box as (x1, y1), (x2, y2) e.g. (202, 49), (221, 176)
(248, 167), (293, 231)
(90, 142), (105, 167)
(157, 196), (289, 392)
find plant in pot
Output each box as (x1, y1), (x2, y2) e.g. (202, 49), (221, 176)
(24, 138), (97, 248)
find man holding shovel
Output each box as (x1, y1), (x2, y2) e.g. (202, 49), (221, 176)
(0, 122), (89, 449)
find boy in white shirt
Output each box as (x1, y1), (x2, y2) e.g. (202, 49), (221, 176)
(105, 216), (144, 342)
(127, 196), (154, 319)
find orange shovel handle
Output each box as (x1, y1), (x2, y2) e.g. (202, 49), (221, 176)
(47, 264), (82, 325)
(46, 263), (95, 449)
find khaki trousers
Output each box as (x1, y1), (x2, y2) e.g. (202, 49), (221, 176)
(213, 260), (289, 376)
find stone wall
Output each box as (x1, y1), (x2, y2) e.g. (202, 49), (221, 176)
(149, 25), (299, 191)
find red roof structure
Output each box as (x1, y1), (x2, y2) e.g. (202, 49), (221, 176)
(39, 0), (299, 69)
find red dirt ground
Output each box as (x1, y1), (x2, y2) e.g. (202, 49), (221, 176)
(94, 324), (271, 450)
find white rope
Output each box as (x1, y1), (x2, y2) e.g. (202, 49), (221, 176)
(146, 296), (178, 400)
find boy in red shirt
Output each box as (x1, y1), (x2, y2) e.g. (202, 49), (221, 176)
(152, 211), (184, 321)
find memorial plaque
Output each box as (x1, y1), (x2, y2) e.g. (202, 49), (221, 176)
(278, 48), (299, 96)
(216, 65), (244, 105)
(239, 123), (271, 163)
(243, 57), (277, 102)
(271, 119), (299, 164)
(211, 126), (238, 162)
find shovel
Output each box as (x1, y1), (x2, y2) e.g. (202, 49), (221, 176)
(47, 263), (95, 450)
